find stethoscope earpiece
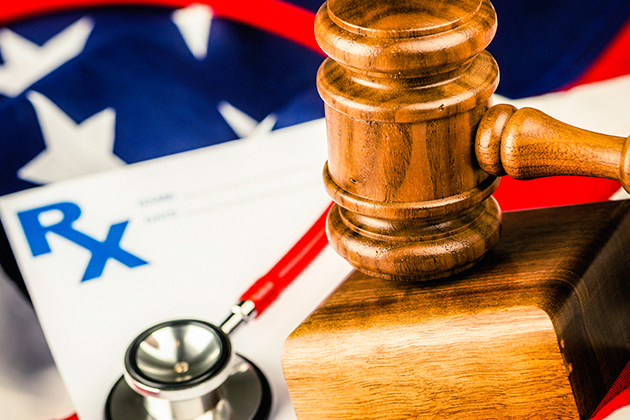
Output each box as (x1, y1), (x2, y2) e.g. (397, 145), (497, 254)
(105, 319), (271, 420)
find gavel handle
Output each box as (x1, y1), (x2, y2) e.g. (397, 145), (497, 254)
(475, 104), (630, 193)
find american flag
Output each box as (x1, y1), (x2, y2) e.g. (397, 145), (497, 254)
(0, 0), (628, 419)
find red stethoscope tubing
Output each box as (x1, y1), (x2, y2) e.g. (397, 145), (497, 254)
(240, 202), (332, 316)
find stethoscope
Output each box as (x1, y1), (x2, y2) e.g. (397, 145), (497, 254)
(105, 204), (331, 420)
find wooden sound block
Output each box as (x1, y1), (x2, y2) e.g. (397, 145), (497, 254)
(282, 200), (630, 419)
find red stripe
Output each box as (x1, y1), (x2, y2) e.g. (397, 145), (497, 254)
(590, 387), (630, 419)
(493, 176), (621, 211)
(0, 0), (323, 54)
(590, 362), (630, 419)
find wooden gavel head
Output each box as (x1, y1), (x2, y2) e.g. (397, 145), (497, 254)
(316, 0), (630, 281)
(316, 0), (502, 281)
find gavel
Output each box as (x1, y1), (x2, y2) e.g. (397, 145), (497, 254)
(316, 0), (630, 281)
(281, 1), (630, 417)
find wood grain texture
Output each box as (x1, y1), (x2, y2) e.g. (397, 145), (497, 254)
(475, 105), (630, 192)
(326, 198), (501, 280)
(283, 201), (630, 419)
(315, 0), (497, 76)
(316, 0), (501, 281)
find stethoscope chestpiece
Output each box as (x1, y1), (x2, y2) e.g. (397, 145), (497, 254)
(105, 319), (271, 420)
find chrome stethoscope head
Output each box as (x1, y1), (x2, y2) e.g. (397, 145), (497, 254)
(105, 317), (271, 420)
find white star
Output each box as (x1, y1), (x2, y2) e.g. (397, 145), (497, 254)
(0, 18), (93, 98)
(172, 4), (213, 60)
(217, 100), (276, 138)
(18, 91), (125, 185)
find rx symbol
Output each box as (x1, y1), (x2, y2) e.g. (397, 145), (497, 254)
(18, 202), (148, 282)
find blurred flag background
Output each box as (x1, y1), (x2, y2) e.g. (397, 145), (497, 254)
(0, 0), (629, 419)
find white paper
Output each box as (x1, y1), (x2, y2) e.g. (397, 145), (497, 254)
(0, 118), (353, 420)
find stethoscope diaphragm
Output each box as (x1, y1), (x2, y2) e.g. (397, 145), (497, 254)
(105, 319), (271, 420)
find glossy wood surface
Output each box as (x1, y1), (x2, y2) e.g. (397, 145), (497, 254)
(315, 0), (496, 76)
(316, 0), (501, 281)
(283, 201), (630, 419)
